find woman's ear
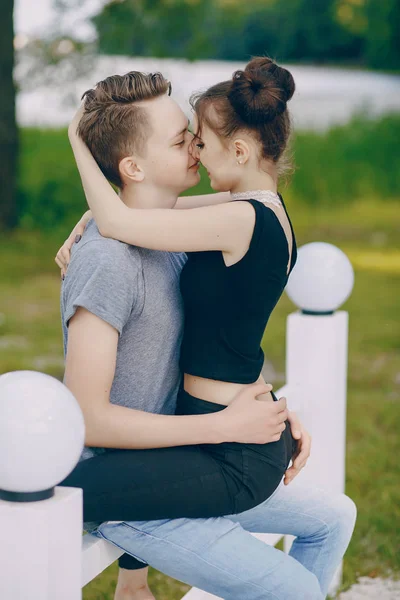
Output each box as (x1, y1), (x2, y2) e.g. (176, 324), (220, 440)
(233, 138), (250, 166)
(119, 156), (145, 184)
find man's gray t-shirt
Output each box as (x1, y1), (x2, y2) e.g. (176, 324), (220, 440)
(61, 219), (186, 530)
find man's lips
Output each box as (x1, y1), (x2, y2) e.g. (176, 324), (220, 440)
(189, 161), (200, 169)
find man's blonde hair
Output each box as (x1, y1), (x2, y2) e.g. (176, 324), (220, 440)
(77, 71), (171, 188)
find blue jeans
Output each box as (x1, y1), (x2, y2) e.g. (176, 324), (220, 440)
(94, 476), (357, 600)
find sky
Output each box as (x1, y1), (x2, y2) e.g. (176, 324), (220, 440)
(14, 0), (107, 40)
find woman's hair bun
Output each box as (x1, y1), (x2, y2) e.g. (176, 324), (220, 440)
(228, 57), (295, 126)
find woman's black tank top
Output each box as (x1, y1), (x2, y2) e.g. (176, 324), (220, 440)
(179, 193), (297, 384)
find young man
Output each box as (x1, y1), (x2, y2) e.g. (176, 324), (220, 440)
(56, 71), (356, 600)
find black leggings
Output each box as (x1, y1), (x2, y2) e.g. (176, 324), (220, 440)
(59, 388), (297, 570)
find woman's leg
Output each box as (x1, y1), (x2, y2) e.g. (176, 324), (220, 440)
(60, 390), (291, 523)
(60, 444), (235, 522)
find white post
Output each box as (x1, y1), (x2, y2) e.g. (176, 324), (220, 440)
(285, 310), (348, 494)
(282, 242), (354, 596)
(0, 371), (86, 600)
(0, 487), (83, 600)
(283, 311), (349, 596)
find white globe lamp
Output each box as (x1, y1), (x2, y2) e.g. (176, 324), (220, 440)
(0, 370), (85, 502)
(286, 242), (354, 314)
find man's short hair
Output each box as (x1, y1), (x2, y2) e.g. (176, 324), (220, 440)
(77, 72), (171, 188)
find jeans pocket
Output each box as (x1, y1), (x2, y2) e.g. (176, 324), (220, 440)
(223, 447), (247, 484)
(241, 448), (286, 506)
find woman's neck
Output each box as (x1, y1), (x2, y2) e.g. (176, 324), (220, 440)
(230, 168), (278, 196)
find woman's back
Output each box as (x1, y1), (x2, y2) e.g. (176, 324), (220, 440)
(180, 192), (297, 397)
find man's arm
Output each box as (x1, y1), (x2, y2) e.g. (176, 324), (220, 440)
(65, 307), (227, 449)
(65, 308), (289, 450)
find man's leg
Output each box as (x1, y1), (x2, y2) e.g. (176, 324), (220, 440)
(95, 510), (323, 599)
(226, 477), (357, 598)
(95, 478), (355, 600)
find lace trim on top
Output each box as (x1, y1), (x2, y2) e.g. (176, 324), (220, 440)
(230, 189), (282, 207)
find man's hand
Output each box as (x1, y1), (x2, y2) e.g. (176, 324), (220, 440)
(284, 410), (311, 485)
(219, 383), (289, 445)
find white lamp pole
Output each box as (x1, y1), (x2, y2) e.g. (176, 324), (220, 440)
(0, 371), (85, 600)
(283, 242), (354, 596)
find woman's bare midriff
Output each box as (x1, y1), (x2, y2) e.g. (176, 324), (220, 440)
(183, 373), (274, 406)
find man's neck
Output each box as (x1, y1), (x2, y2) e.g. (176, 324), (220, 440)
(119, 183), (178, 209)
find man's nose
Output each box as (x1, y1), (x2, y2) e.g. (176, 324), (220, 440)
(189, 135), (200, 161)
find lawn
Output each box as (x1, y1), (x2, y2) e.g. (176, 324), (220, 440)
(0, 198), (399, 598)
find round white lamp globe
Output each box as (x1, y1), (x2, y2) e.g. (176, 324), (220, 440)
(0, 371), (85, 502)
(286, 242), (354, 314)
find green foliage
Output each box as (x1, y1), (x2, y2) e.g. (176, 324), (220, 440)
(93, 0), (218, 61)
(288, 112), (400, 205)
(16, 112), (400, 232)
(363, 0), (400, 70)
(17, 128), (86, 232)
(91, 0), (398, 69)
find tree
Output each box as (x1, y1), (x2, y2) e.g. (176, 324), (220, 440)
(93, 0), (218, 60)
(0, 0), (18, 230)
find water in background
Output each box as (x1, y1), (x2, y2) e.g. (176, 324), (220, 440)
(17, 56), (400, 131)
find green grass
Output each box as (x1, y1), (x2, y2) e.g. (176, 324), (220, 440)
(0, 201), (400, 600)
(0, 198), (399, 598)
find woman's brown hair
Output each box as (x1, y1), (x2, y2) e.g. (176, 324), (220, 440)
(190, 57), (295, 174)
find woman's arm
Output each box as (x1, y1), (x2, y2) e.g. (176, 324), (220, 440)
(68, 119), (254, 254)
(55, 210), (92, 276)
(174, 192), (232, 210)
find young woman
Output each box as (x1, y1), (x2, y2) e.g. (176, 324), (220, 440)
(59, 56), (299, 522)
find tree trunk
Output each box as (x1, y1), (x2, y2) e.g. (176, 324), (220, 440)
(0, 0), (18, 230)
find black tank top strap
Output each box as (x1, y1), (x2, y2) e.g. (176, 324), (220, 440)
(277, 192), (297, 273)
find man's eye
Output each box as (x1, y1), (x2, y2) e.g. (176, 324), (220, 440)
(176, 140), (185, 146)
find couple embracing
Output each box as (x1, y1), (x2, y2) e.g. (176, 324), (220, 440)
(56, 57), (356, 600)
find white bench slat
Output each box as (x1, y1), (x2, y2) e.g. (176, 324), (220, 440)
(82, 533), (124, 587)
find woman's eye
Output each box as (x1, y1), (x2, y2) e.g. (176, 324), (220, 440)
(196, 142), (204, 150)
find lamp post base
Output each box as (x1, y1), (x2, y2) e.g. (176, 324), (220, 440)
(0, 487), (54, 502)
(301, 309), (334, 316)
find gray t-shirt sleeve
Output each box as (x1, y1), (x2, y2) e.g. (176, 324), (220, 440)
(63, 239), (142, 334)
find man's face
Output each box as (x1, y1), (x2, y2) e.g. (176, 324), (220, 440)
(138, 95), (200, 194)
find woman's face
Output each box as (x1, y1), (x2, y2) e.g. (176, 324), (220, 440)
(191, 114), (239, 192)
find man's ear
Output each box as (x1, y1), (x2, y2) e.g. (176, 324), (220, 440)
(232, 138), (250, 166)
(119, 156), (145, 184)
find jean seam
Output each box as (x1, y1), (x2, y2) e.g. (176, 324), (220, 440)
(262, 507), (332, 537)
(96, 528), (148, 565)
(115, 522), (282, 599)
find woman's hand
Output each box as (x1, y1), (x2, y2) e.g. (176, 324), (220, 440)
(284, 410), (311, 485)
(68, 102), (86, 139)
(55, 210), (92, 278)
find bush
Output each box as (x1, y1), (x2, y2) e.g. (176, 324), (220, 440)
(18, 128), (86, 232)
(289, 112), (400, 205)
(17, 112), (400, 231)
